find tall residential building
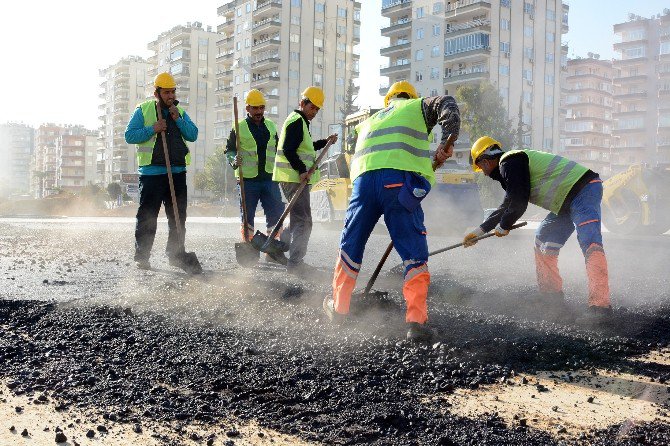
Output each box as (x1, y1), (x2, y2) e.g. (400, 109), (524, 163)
(0, 123), (34, 197)
(98, 56), (149, 185)
(380, 0), (568, 163)
(147, 22), (220, 194)
(56, 126), (98, 193)
(612, 10), (670, 169)
(215, 0), (361, 150)
(563, 57), (614, 176)
(33, 123), (63, 197)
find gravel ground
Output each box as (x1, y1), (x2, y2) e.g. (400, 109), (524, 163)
(1, 216), (669, 445)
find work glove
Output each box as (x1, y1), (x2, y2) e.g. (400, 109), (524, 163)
(494, 223), (510, 237)
(463, 226), (485, 247)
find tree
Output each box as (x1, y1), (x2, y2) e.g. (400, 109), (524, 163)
(200, 145), (233, 200)
(456, 81), (517, 209)
(194, 170), (208, 197)
(106, 182), (122, 201)
(340, 78), (359, 125)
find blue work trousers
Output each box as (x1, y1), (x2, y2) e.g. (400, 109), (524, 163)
(237, 179), (285, 231)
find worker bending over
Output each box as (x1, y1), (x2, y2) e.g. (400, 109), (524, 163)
(463, 136), (612, 325)
(324, 81), (460, 342)
(225, 89), (286, 264)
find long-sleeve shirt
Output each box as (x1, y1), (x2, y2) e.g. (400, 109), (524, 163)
(480, 152), (597, 232)
(281, 110), (330, 174)
(125, 104), (198, 175)
(419, 95), (461, 143)
(224, 116), (279, 182)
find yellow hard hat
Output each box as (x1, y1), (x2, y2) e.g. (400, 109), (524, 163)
(154, 72), (176, 89)
(471, 136), (503, 172)
(384, 80), (418, 107)
(245, 89), (266, 106)
(301, 86), (325, 109)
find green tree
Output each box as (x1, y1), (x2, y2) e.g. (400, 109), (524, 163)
(106, 182), (122, 200)
(200, 145), (232, 199)
(456, 81), (517, 209)
(340, 78), (359, 125)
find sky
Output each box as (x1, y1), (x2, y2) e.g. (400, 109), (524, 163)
(0, 1), (668, 130)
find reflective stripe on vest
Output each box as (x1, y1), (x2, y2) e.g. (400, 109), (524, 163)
(235, 118), (278, 179)
(501, 149), (588, 214)
(350, 98), (433, 185)
(136, 100), (191, 166)
(273, 112), (321, 184)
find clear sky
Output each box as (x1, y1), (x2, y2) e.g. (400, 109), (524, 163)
(0, 1), (668, 130)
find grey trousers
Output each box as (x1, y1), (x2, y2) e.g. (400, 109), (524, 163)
(280, 182), (312, 267)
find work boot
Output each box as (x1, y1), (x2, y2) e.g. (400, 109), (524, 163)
(135, 258), (151, 270)
(265, 251), (288, 266)
(169, 252), (203, 275)
(406, 322), (435, 343)
(575, 305), (614, 327)
(322, 296), (346, 324)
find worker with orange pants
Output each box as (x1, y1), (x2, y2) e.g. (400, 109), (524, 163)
(323, 81), (460, 342)
(463, 136), (612, 325)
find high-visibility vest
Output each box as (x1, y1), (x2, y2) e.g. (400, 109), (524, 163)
(350, 98), (434, 184)
(501, 149), (589, 214)
(273, 112), (320, 184)
(135, 100), (191, 167)
(234, 118), (278, 179)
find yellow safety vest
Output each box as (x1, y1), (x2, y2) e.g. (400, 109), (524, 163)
(273, 112), (320, 184)
(135, 100), (191, 167)
(350, 98), (433, 184)
(234, 118), (278, 179)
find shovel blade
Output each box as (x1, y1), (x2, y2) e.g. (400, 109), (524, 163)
(251, 230), (290, 253)
(235, 242), (260, 267)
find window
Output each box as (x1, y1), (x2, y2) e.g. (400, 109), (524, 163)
(430, 67), (440, 79)
(625, 47), (645, 58)
(523, 69), (533, 80)
(433, 24), (441, 36)
(338, 7), (346, 18)
(354, 9), (360, 20)
(314, 73), (322, 85)
(415, 49), (424, 61)
(336, 77), (345, 86)
(431, 45), (440, 57)
(291, 0), (301, 6)
(500, 41), (510, 53)
(543, 138), (553, 150)
(337, 42), (346, 51)
(291, 15), (300, 25)
(433, 2), (443, 14)
(289, 70), (298, 79)
(236, 42), (241, 51)
(545, 74), (555, 85)
(499, 65), (510, 76)
(501, 18), (510, 30)
(546, 53), (554, 63)
(500, 87), (509, 99)
(290, 33), (300, 43)
(199, 53), (207, 61)
(236, 24), (242, 34)
(314, 55), (323, 65)
(524, 47), (534, 60)
(547, 9), (556, 21)
(524, 2), (534, 15)
(314, 38), (323, 48)
(244, 73), (249, 82)
(523, 91), (532, 103)
(245, 38), (250, 48)
(336, 59), (344, 69)
(524, 26), (533, 37)
(246, 3), (251, 13)
(237, 7), (242, 16)
(444, 33), (490, 55)
(544, 117), (553, 128)
(415, 71), (423, 81)
(546, 32), (555, 43)
(315, 3), (325, 13)
(545, 95), (553, 107)
(417, 28), (424, 40)
(234, 75), (240, 85)
(315, 21), (324, 30)
(416, 7), (424, 18)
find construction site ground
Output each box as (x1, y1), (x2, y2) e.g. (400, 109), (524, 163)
(1, 216), (669, 445)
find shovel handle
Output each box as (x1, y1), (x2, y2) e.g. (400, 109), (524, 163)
(263, 137), (335, 247)
(156, 101), (182, 242)
(233, 97), (249, 240)
(429, 221), (528, 256)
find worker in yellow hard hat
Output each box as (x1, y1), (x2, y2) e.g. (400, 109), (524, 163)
(273, 86), (337, 276)
(463, 136), (613, 326)
(224, 89), (286, 264)
(323, 80), (461, 343)
(124, 72), (201, 273)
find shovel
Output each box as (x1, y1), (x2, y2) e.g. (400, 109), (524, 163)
(352, 133), (457, 299)
(388, 221), (528, 275)
(250, 136), (336, 255)
(232, 96), (261, 267)
(156, 100), (202, 275)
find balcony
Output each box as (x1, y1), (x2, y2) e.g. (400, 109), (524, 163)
(612, 109), (646, 117)
(444, 46), (491, 62)
(217, 1), (236, 18)
(613, 38), (648, 51)
(252, 35), (281, 52)
(381, 18), (411, 35)
(380, 42), (411, 57)
(612, 74), (647, 85)
(217, 20), (234, 34)
(443, 69), (489, 85)
(444, 19), (491, 37)
(613, 56), (648, 67)
(252, 16), (281, 34)
(254, 0), (281, 20)
(381, 0), (412, 16)
(380, 61), (411, 76)
(217, 34), (235, 48)
(251, 53), (280, 69)
(614, 91), (648, 100)
(445, 0), (491, 20)
(251, 74), (280, 87)
(216, 50), (235, 61)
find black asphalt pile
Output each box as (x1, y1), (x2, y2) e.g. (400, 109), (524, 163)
(2, 285), (670, 445)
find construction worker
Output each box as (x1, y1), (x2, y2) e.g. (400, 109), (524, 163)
(225, 89), (286, 265)
(273, 86), (337, 275)
(463, 136), (612, 324)
(323, 81), (461, 342)
(125, 72), (200, 273)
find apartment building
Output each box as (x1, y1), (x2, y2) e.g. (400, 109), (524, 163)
(33, 123), (63, 197)
(215, 0), (361, 151)
(98, 56), (149, 185)
(147, 22), (222, 194)
(55, 126), (98, 193)
(563, 57), (614, 176)
(0, 123), (34, 197)
(381, 0), (568, 163)
(612, 10), (670, 170)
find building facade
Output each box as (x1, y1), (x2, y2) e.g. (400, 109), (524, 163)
(215, 0), (361, 152)
(33, 123), (63, 198)
(381, 0), (568, 162)
(55, 126), (98, 193)
(612, 10), (670, 169)
(98, 56), (149, 185)
(147, 22), (220, 194)
(0, 123), (34, 197)
(563, 57), (614, 176)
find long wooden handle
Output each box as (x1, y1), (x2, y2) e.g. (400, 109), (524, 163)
(233, 97), (249, 240)
(264, 138), (335, 244)
(363, 133), (457, 293)
(156, 101), (182, 240)
(428, 221), (528, 256)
